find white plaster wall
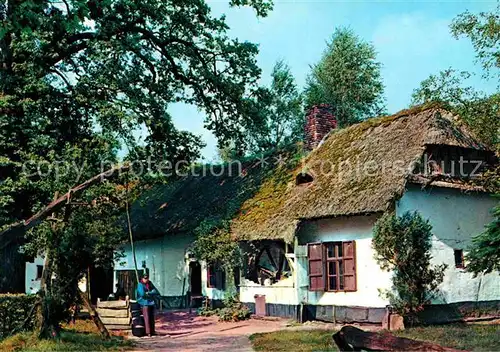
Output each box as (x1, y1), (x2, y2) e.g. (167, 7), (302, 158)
(239, 276), (297, 305)
(114, 234), (194, 297)
(397, 184), (499, 304)
(25, 256), (45, 294)
(26, 255), (87, 294)
(296, 214), (392, 308)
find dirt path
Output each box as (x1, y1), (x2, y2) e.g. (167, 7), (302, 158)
(129, 310), (288, 351)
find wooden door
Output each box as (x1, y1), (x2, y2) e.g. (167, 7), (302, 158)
(116, 270), (143, 300)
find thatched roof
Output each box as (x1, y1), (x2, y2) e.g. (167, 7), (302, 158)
(127, 152), (299, 240)
(128, 105), (492, 243)
(231, 106), (492, 243)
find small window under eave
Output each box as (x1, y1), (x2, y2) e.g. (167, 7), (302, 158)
(296, 172), (314, 186)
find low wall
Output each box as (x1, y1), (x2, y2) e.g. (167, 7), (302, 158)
(303, 305), (386, 324)
(245, 302), (300, 319)
(244, 302), (385, 323)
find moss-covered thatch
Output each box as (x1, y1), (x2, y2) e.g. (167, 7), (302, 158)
(127, 152), (301, 240)
(231, 107), (492, 243)
(130, 106), (492, 243)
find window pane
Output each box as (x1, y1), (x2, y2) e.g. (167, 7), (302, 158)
(210, 274), (216, 287)
(327, 244), (335, 258)
(328, 261), (336, 275)
(337, 243), (343, 258)
(339, 260), (344, 290)
(329, 276), (337, 291)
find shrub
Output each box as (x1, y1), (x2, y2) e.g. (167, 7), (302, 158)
(218, 294), (250, 322)
(196, 295), (250, 322)
(197, 304), (217, 317)
(217, 303), (250, 322)
(466, 203), (500, 275)
(373, 211), (447, 324)
(0, 294), (38, 339)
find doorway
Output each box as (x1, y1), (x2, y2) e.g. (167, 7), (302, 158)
(89, 265), (113, 304)
(116, 269), (143, 300)
(189, 262), (202, 296)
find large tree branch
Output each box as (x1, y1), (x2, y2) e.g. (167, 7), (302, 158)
(0, 164), (131, 250)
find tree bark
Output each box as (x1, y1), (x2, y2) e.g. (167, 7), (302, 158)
(332, 326), (468, 352)
(37, 192), (59, 339)
(78, 288), (110, 339)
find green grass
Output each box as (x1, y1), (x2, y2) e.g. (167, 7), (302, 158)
(250, 330), (336, 352)
(250, 324), (500, 352)
(0, 320), (133, 352)
(395, 324), (500, 351)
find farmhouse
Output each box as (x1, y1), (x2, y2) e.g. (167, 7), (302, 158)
(114, 105), (499, 323)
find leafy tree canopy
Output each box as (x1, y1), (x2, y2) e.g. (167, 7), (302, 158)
(0, 0), (272, 336)
(413, 6), (499, 150)
(450, 4), (500, 78)
(244, 60), (303, 154)
(305, 27), (386, 127)
(0, 0), (272, 226)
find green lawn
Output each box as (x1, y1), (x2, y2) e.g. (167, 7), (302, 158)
(250, 329), (335, 352)
(0, 320), (133, 352)
(250, 324), (500, 352)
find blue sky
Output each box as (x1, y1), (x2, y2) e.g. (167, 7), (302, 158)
(170, 0), (498, 160)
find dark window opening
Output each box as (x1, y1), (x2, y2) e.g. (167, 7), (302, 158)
(207, 263), (225, 290)
(296, 172), (314, 185)
(243, 241), (293, 285)
(36, 265), (43, 280)
(418, 145), (493, 178)
(454, 249), (464, 268)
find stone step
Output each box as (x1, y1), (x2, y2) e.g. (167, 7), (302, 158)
(97, 308), (129, 318)
(101, 316), (131, 325)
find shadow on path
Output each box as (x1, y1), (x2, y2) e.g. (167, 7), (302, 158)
(131, 309), (287, 351)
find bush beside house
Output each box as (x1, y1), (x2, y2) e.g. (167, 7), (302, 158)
(0, 294), (38, 339)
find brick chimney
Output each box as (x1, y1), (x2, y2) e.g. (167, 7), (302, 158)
(304, 104), (337, 150)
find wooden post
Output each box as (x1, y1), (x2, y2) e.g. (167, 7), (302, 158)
(79, 288), (110, 339)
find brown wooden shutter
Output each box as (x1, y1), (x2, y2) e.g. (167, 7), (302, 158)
(343, 241), (357, 292)
(308, 243), (325, 291)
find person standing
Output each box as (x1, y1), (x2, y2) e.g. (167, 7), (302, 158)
(136, 274), (158, 337)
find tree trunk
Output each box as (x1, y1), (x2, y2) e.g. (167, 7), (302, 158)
(37, 193), (59, 339)
(332, 326), (468, 352)
(78, 289), (110, 339)
(37, 251), (55, 339)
